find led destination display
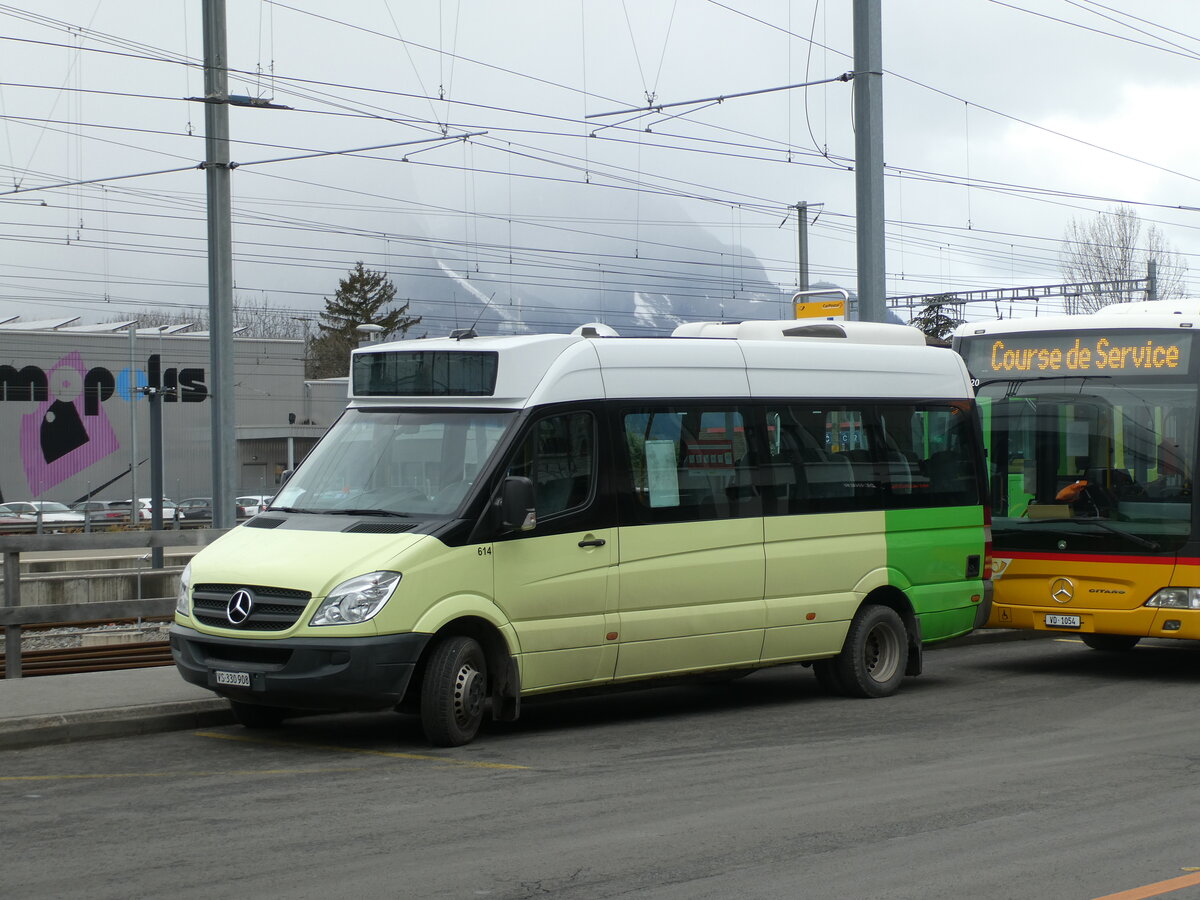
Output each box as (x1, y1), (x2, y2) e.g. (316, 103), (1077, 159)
(961, 331), (1193, 380)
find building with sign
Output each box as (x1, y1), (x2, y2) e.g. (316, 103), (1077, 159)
(0, 322), (348, 506)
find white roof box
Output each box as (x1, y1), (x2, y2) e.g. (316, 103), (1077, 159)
(671, 319), (926, 346)
(1093, 300), (1200, 317)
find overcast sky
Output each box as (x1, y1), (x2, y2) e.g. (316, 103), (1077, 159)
(2, 0), (1199, 333)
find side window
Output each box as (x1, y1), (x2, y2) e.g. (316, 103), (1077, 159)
(763, 405), (881, 514)
(623, 406), (760, 522)
(879, 403), (981, 509)
(506, 412), (595, 519)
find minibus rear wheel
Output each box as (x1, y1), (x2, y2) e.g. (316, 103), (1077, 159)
(833, 604), (907, 698)
(421, 636), (488, 746)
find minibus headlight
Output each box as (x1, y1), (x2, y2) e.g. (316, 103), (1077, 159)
(1145, 588), (1200, 610)
(310, 572), (402, 626)
(175, 562), (192, 616)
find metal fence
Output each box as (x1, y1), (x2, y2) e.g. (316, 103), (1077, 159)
(1, 528), (228, 678)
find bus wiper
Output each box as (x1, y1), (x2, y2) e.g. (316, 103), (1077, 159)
(321, 508), (411, 518)
(1024, 517), (1161, 551)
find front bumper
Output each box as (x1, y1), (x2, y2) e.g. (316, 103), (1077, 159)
(170, 624), (432, 711)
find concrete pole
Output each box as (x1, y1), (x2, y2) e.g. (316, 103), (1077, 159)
(797, 202), (810, 293)
(853, 0), (887, 323)
(203, 0), (238, 528)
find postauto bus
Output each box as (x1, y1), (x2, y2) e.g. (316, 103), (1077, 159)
(953, 302), (1200, 650)
(172, 320), (990, 745)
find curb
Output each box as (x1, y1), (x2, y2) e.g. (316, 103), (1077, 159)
(0, 699), (235, 752)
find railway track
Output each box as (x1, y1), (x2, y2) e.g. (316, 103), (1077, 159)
(2, 640), (173, 678)
(2, 618), (174, 678)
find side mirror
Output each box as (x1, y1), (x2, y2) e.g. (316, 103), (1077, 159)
(499, 476), (536, 532)
(280, 469), (294, 485)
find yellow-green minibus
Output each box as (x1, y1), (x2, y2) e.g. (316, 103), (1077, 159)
(172, 320), (991, 745)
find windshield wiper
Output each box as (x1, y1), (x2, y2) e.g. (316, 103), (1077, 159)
(269, 506), (318, 515)
(1017, 517), (1161, 551)
(320, 508), (411, 518)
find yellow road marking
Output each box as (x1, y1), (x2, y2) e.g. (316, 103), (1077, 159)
(195, 731), (530, 769)
(1093, 871), (1200, 899)
(0, 768), (364, 782)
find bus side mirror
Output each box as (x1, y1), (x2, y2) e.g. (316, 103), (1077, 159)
(280, 469), (294, 485)
(499, 476), (536, 532)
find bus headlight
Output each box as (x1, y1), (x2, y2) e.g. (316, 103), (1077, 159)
(310, 572), (402, 626)
(1145, 588), (1200, 610)
(175, 562), (192, 616)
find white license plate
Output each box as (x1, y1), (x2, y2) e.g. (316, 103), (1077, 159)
(215, 670), (251, 688)
(1045, 614), (1081, 628)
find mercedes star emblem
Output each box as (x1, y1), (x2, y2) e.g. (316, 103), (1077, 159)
(226, 589), (255, 625)
(1050, 578), (1074, 605)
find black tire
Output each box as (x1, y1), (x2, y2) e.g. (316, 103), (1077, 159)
(812, 658), (849, 696)
(420, 636), (488, 747)
(833, 604), (909, 698)
(229, 700), (287, 729)
(1081, 633), (1140, 652)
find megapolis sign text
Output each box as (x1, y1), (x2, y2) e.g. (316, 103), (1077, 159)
(0, 353), (207, 414)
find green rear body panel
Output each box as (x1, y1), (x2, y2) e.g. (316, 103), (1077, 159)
(884, 505), (986, 642)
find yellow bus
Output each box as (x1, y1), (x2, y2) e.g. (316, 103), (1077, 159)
(954, 302), (1199, 650)
(172, 320), (990, 745)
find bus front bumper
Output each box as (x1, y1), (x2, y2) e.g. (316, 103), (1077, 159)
(170, 624), (432, 711)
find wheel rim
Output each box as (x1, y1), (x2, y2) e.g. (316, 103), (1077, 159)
(453, 661), (485, 726)
(863, 622), (901, 682)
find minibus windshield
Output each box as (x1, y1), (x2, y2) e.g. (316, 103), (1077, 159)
(273, 408), (516, 517)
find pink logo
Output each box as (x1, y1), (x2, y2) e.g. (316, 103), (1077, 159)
(19, 352), (121, 496)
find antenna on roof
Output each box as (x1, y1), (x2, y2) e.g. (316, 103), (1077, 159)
(453, 292), (497, 340)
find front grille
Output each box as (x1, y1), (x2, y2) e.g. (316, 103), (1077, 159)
(192, 583), (313, 632)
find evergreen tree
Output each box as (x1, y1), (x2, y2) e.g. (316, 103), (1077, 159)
(308, 263), (421, 378)
(909, 294), (963, 344)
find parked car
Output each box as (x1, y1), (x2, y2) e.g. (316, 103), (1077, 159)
(0, 501), (86, 524)
(177, 497), (213, 520)
(234, 494), (274, 517)
(135, 498), (180, 521)
(71, 499), (132, 523)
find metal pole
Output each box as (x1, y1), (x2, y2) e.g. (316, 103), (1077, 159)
(203, 0), (238, 529)
(1147, 258), (1158, 302)
(797, 201), (810, 293)
(4, 550), (21, 678)
(128, 324), (138, 514)
(853, 0), (886, 323)
(149, 381), (164, 568)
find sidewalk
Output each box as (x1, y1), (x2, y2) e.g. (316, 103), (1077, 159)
(0, 666), (234, 751)
(0, 628), (1042, 752)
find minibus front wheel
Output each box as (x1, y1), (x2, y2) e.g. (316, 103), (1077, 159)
(420, 636), (488, 746)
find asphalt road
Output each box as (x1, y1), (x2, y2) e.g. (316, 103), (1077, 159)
(3, 634), (1200, 900)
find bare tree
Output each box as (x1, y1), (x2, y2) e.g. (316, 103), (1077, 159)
(103, 295), (306, 339)
(1060, 204), (1187, 313)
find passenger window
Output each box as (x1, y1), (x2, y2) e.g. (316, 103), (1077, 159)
(623, 406), (760, 521)
(763, 405), (881, 514)
(507, 413), (595, 518)
(879, 404), (981, 509)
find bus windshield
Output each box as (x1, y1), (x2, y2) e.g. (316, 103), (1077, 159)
(975, 375), (1195, 554)
(273, 408), (516, 517)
